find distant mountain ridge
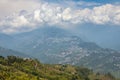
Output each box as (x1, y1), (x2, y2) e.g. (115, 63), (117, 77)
(0, 27), (120, 77)
(0, 46), (28, 57)
(0, 33), (14, 48)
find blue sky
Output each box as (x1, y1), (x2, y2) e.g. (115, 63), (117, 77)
(44, 0), (120, 4)
(75, 0), (120, 3)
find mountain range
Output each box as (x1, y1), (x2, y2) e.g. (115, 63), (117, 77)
(0, 46), (28, 57)
(0, 27), (120, 77)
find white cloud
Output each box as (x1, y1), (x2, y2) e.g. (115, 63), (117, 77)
(0, 0), (120, 34)
(0, 0), (41, 18)
(34, 10), (43, 22)
(113, 14), (120, 24)
(62, 8), (72, 21)
(10, 15), (29, 27)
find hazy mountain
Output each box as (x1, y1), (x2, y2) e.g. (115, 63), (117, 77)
(0, 46), (28, 57)
(74, 24), (120, 51)
(0, 33), (14, 48)
(0, 27), (120, 75)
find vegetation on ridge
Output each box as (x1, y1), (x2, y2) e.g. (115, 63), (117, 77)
(0, 55), (118, 80)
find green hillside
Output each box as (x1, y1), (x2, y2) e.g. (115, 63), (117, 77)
(0, 56), (119, 80)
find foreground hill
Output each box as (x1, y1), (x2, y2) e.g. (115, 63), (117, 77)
(0, 56), (118, 80)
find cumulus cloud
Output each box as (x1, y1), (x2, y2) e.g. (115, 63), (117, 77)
(0, 0), (41, 18)
(0, 0), (120, 34)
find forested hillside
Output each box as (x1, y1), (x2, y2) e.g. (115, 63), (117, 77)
(0, 56), (118, 80)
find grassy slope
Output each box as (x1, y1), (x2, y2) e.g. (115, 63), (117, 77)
(0, 56), (119, 80)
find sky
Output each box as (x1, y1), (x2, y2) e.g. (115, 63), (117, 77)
(0, 0), (120, 34)
(74, 0), (120, 3)
(44, 0), (120, 4)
